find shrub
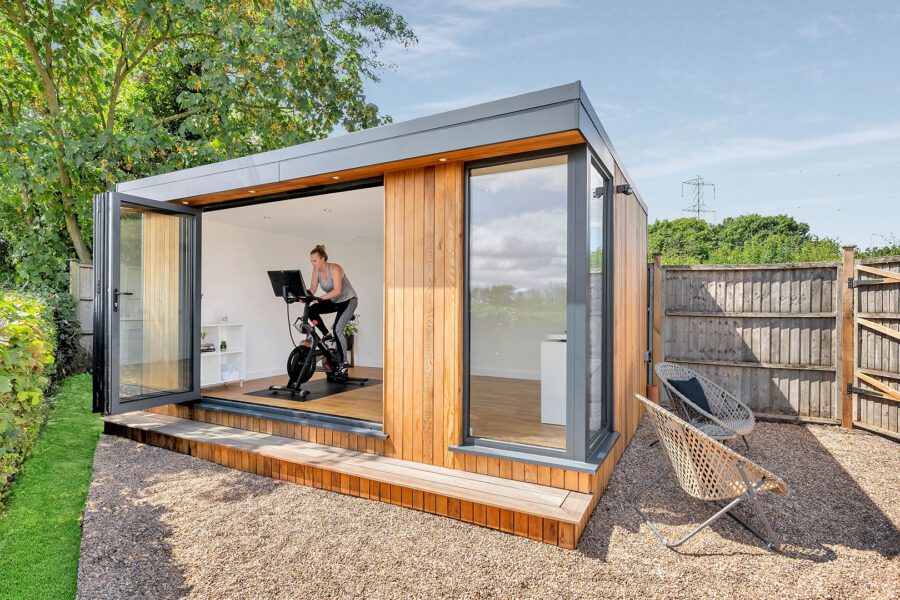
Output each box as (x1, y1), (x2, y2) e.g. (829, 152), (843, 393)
(0, 293), (55, 500)
(41, 291), (87, 385)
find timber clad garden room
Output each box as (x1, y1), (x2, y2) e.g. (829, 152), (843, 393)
(93, 82), (649, 548)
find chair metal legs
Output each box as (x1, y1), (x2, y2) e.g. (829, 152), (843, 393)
(631, 467), (781, 551)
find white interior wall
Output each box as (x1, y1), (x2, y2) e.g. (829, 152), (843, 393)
(202, 219), (384, 381)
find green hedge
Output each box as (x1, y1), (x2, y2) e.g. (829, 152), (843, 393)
(0, 293), (56, 500)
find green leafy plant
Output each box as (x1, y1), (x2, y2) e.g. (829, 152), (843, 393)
(0, 292), (56, 500)
(342, 314), (359, 338)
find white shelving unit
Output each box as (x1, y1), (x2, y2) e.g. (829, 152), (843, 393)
(200, 324), (246, 388)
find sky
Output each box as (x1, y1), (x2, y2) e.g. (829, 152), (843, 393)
(364, 0), (900, 248)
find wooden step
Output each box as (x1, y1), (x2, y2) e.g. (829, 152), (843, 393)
(104, 412), (594, 548)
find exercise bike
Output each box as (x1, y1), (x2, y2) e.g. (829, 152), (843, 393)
(266, 270), (368, 400)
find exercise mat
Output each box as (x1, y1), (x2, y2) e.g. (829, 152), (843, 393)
(243, 376), (382, 402)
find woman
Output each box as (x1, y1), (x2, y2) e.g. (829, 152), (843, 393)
(307, 244), (357, 373)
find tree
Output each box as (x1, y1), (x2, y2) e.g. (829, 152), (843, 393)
(649, 214), (841, 265)
(0, 0), (414, 277)
(648, 217), (714, 263)
(715, 214), (810, 250)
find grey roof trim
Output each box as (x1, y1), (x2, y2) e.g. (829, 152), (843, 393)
(116, 82), (583, 195)
(114, 80), (645, 210)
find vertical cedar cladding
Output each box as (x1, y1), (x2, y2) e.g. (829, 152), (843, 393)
(384, 163), (464, 465)
(382, 157), (649, 496)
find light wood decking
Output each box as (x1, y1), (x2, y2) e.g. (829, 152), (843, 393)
(203, 368), (566, 449)
(104, 411), (593, 547)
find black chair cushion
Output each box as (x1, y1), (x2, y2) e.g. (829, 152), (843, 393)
(669, 377), (712, 414)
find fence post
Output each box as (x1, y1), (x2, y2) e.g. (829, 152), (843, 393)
(651, 253), (663, 386)
(840, 245), (856, 428)
(69, 259), (80, 297)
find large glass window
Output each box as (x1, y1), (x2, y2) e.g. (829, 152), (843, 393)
(467, 156), (568, 449)
(588, 162), (608, 440)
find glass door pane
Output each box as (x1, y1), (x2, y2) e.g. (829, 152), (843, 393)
(95, 191), (201, 415)
(118, 206), (194, 399)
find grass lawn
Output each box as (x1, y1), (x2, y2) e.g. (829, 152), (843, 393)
(0, 374), (102, 600)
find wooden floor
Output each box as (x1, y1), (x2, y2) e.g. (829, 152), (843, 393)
(470, 376), (566, 449)
(203, 367), (384, 422)
(104, 411), (593, 548)
(204, 369), (566, 448)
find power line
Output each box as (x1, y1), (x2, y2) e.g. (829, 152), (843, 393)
(682, 175), (716, 220)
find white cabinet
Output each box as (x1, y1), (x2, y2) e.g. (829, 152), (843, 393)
(200, 324), (246, 387)
(540, 334), (567, 425)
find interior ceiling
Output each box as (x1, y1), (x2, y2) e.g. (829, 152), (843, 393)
(204, 185), (385, 242)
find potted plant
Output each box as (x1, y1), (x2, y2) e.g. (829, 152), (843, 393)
(200, 330), (215, 353)
(342, 314), (359, 350)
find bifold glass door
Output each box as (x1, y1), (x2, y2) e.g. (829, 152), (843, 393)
(93, 192), (201, 415)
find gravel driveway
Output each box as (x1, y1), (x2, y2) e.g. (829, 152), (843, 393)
(77, 418), (899, 599)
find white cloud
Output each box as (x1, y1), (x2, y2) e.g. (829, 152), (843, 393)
(381, 13), (481, 77)
(633, 122), (900, 179)
(475, 161), (568, 193)
(799, 14), (851, 40)
(381, 1), (569, 80)
(471, 208), (567, 289)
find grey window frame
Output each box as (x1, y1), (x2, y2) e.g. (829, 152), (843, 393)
(586, 151), (616, 458)
(461, 144), (616, 465)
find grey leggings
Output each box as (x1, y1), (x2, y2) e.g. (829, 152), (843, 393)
(309, 296), (357, 363)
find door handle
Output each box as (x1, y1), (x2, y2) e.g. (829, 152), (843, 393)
(113, 288), (133, 312)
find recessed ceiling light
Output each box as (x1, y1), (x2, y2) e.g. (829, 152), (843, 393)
(181, 201), (189, 205)
(332, 175), (340, 180)
(248, 189), (256, 194)
(438, 157), (448, 162)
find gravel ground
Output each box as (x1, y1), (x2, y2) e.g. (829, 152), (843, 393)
(77, 419), (899, 600)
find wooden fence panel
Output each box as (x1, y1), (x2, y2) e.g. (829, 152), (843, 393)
(69, 260), (94, 354)
(854, 256), (900, 438)
(660, 263), (841, 422)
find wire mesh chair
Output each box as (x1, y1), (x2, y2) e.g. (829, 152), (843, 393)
(632, 393), (787, 550)
(655, 361), (755, 449)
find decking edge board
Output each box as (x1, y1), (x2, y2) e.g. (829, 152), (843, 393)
(103, 412), (594, 548)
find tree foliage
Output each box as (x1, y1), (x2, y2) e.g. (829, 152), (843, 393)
(649, 214), (842, 265)
(0, 0), (414, 289)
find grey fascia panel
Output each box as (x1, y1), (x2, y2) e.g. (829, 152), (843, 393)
(122, 163), (280, 202)
(120, 101), (580, 201)
(278, 102), (580, 181)
(115, 82), (583, 196)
